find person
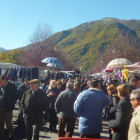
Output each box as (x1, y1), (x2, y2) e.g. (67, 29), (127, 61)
(128, 89), (140, 140)
(83, 80), (89, 91)
(21, 79), (49, 140)
(57, 80), (63, 91)
(43, 79), (52, 93)
(0, 75), (18, 140)
(68, 78), (72, 82)
(61, 78), (67, 91)
(17, 77), (30, 129)
(46, 80), (61, 132)
(74, 80), (110, 139)
(55, 82), (77, 137)
(80, 80), (87, 92)
(43, 79), (52, 123)
(73, 82), (80, 94)
(101, 81), (107, 95)
(128, 76), (140, 94)
(107, 84), (120, 139)
(109, 84), (132, 140)
(75, 77), (81, 89)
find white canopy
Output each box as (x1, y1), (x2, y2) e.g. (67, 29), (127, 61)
(0, 62), (22, 67)
(107, 58), (132, 68)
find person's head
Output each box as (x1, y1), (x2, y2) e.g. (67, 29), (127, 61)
(57, 80), (62, 89)
(73, 83), (78, 90)
(89, 80), (98, 88)
(24, 77), (30, 86)
(129, 76), (140, 88)
(96, 80), (101, 90)
(49, 80), (57, 89)
(68, 78), (72, 82)
(0, 75), (7, 88)
(29, 79), (40, 91)
(87, 80), (90, 86)
(76, 77), (79, 81)
(130, 89), (140, 109)
(84, 80), (87, 84)
(66, 82), (73, 89)
(107, 84), (117, 96)
(103, 81), (106, 86)
(61, 78), (66, 84)
(117, 84), (129, 98)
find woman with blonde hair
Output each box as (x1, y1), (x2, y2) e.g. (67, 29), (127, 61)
(109, 84), (132, 140)
(107, 84), (120, 139)
(46, 80), (61, 132)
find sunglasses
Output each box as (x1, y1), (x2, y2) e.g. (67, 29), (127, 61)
(130, 98), (140, 101)
(129, 98), (135, 101)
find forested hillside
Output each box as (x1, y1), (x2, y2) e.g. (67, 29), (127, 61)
(1, 18), (140, 71)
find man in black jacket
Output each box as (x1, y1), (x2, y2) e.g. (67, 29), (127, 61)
(21, 79), (49, 140)
(0, 75), (18, 140)
(17, 77), (30, 129)
(55, 82), (77, 137)
(128, 76), (140, 94)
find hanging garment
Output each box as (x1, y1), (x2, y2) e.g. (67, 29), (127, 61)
(4, 68), (9, 77)
(19, 68), (23, 79)
(17, 67), (21, 77)
(26, 68), (31, 78)
(31, 67), (39, 79)
(11, 68), (18, 81)
(22, 68), (26, 82)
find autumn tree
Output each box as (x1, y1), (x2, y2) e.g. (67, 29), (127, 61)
(19, 23), (78, 71)
(92, 32), (140, 73)
(0, 49), (23, 64)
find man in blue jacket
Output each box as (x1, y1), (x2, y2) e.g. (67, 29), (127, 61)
(74, 80), (110, 139)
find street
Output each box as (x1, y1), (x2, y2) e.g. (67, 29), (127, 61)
(4, 107), (109, 140)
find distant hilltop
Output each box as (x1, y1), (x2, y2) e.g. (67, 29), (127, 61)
(0, 47), (6, 52)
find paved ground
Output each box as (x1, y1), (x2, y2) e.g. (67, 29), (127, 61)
(4, 107), (109, 140)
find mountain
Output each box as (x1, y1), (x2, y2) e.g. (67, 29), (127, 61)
(49, 18), (140, 71)
(0, 47), (6, 52)
(3, 18), (140, 71)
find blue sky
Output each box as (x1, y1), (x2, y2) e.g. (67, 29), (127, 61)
(0, 0), (140, 50)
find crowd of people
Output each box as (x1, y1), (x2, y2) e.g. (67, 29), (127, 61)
(0, 74), (140, 140)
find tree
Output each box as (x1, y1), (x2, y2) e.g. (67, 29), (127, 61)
(19, 23), (54, 66)
(0, 49), (23, 64)
(92, 32), (140, 73)
(19, 23), (78, 71)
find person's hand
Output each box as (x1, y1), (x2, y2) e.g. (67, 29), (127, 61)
(110, 127), (114, 131)
(49, 92), (53, 96)
(110, 127), (114, 134)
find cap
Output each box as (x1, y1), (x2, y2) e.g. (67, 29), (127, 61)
(29, 79), (40, 84)
(24, 77), (30, 81)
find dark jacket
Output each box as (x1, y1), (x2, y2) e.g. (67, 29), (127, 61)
(128, 85), (136, 95)
(83, 85), (89, 91)
(2, 81), (18, 112)
(46, 87), (61, 109)
(109, 96), (132, 140)
(80, 83), (87, 92)
(101, 84), (107, 95)
(107, 94), (120, 119)
(55, 88), (77, 118)
(17, 83), (30, 101)
(0, 90), (4, 108)
(21, 88), (49, 116)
